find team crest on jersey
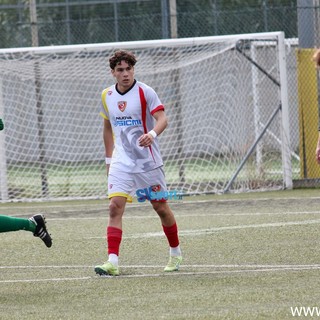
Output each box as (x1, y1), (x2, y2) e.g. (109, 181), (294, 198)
(118, 101), (127, 112)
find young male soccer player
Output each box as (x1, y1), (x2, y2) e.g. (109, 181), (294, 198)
(94, 50), (182, 276)
(0, 118), (52, 248)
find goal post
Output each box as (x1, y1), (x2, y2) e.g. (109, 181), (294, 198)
(0, 31), (292, 202)
(278, 31), (293, 190)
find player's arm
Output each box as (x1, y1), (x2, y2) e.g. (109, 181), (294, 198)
(313, 49), (320, 164)
(103, 118), (114, 174)
(316, 132), (320, 164)
(138, 110), (168, 147)
(151, 110), (168, 136)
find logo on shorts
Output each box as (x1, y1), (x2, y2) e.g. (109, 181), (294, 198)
(118, 101), (127, 112)
(109, 184), (113, 189)
(136, 187), (183, 202)
(151, 185), (161, 192)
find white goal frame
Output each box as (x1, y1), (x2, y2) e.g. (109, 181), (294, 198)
(0, 31), (292, 202)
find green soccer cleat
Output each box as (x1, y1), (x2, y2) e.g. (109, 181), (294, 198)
(94, 261), (119, 276)
(164, 256), (182, 272)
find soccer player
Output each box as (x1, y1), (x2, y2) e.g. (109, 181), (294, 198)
(313, 49), (320, 164)
(94, 50), (182, 276)
(0, 118), (52, 248)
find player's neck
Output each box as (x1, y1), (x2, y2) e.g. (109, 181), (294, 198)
(116, 79), (136, 94)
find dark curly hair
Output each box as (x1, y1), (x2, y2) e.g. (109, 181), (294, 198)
(109, 50), (137, 70)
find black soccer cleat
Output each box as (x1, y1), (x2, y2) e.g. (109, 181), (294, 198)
(29, 214), (52, 248)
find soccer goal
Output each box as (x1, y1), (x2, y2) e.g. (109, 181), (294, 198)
(0, 31), (292, 202)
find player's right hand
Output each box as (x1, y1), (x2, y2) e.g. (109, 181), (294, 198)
(138, 133), (153, 147)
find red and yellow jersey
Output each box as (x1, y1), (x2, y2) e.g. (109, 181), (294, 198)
(100, 80), (164, 173)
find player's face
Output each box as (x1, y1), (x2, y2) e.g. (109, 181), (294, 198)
(112, 60), (135, 93)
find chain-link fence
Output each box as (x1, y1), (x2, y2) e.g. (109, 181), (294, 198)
(0, 0), (298, 48)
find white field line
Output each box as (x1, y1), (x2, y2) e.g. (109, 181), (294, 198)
(86, 218), (320, 239)
(1, 264), (320, 269)
(46, 211), (320, 221)
(47, 211), (320, 221)
(1, 265), (320, 283)
(0, 277), (92, 283)
(1, 195), (320, 212)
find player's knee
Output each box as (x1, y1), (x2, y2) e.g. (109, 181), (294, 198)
(109, 199), (124, 218)
(152, 201), (168, 218)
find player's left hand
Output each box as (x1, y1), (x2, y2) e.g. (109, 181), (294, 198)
(316, 147), (320, 164)
(313, 49), (320, 68)
(138, 133), (154, 147)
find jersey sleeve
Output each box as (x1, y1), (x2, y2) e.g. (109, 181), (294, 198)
(145, 85), (165, 115)
(100, 88), (110, 120)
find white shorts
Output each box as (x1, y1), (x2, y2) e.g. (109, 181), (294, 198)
(107, 166), (167, 202)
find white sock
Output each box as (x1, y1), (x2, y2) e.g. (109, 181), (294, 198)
(170, 245), (182, 257)
(108, 253), (119, 266)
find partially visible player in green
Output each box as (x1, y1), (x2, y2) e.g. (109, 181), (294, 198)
(0, 117), (52, 248)
(0, 214), (52, 247)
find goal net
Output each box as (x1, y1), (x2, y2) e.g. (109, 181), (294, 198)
(0, 32), (292, 202)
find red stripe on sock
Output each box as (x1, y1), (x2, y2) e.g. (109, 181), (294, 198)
(107, 226), (122, 256)
(162, 223), (179, 248)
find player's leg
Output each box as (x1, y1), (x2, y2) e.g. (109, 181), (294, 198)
(0, 214), (52, 248)
(0, 214), (35, 233)
(95, 196), (127, 276)
(135, 167), (182, 271)
(105, 196), (127, 275)
(95, 169), (133, 276)
(151, 201), (182, 271)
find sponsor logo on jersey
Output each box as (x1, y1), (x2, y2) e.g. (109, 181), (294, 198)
(113, 116), (142, 127)
(118, 101), (127, 112)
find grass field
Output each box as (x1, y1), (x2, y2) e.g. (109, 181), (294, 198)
(1, 189), (320, 319)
